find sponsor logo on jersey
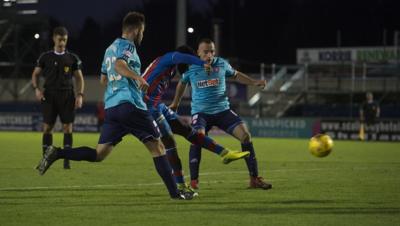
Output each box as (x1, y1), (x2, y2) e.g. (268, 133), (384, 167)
(213, 67), (220, 73)
(64, 66), (70, 73)
(196, 78), (219, 88)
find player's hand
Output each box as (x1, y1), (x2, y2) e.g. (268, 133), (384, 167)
(75, 95), (83, 109)
(255, 79), (267, 89)
(204, 63), (212, 75)
(35, 88), (44, 101)
(137, 77), (149, 92)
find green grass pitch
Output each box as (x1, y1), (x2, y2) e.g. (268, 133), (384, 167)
(0, 131), (399, 226)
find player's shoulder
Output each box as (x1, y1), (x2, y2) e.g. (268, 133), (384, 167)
(38, 50), (53, 59)
(187, 63), (203, 73)
(117, 38), (135, 51)
(213, 57), (229, 66)
(66, 50), (81, 60)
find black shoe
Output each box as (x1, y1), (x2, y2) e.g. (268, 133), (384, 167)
(172, 190), (194, 200)
(63, 159), (71, 169)
(37, 146), (59, 175)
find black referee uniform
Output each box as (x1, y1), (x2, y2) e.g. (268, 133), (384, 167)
(36, 50), (82, 124)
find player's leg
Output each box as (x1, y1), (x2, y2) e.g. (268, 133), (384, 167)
(169, 116), (249, 161)
(169, 117), (225, 154)
(218, 110), (271, 190)
(62, 123), (73, 169)
(143, 138), (189, 199)
(125, 103), (190, 199)
(152, 104), (187, 189)
(37, 143), (112, 175)
(188, 133), (204, 190)
(160, 125), (186, 187)
(41, 91), (56, 156)
(42, 123), (54, 156)
(36, 106), (125, 175)
(187, 113), (207, 190)
(59, 90), (76, 169)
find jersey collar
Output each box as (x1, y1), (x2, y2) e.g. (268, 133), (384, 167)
(54, 50), (66, 55)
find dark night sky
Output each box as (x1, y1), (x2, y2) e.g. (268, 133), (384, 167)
(33, 0), (400, 74)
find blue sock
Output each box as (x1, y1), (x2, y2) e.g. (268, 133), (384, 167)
(153, 155), (179, 198)
(57, 146), (97, 162)
(189, 144), (202, 181)
(166, 148), (184, 184)
(187, 131), (224, 155)
(241, 142), (259, 177)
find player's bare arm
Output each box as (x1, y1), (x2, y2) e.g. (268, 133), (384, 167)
(74, 69), (85, 109)
(234, 71), (267, 89)
(100, 73), (108, 86)
(115, 59), (149, 92)
(31, 67), (44, 101)
(169, 81), (187, 111)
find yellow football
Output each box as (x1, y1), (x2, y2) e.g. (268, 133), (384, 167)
(309, 134), (334, 157)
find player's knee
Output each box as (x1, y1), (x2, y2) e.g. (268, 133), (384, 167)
(196, 129), (206, 136)
(161, 134), (176, 149)
(145, 139), (165, 157)
(95, 144), (112, 161)
(95, 151), (107, 162)
(62, 124), (73, 133)
(240, 131), (252, 143)
(43, 124), (53, 133)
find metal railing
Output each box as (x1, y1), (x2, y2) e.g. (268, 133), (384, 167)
(245, 63), (400, 118)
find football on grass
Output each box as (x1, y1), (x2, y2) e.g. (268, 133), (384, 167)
(309, 134), (334, 157)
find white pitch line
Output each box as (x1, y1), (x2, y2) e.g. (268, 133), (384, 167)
(0, 168), (329, 191)
(199, 168), (327, 176)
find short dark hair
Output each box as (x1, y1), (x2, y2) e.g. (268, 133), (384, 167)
(176, 45), (196, 74)
(198, 38), (214, 46)
(53, 26), (68, 36)
(176, 45), (195, 55)
(122, 12), (145, 31)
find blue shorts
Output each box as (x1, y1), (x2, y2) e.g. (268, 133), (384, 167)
(191, 109), (243, 134)
(148, 103), (178, 137)
(98, 102), (160, 145)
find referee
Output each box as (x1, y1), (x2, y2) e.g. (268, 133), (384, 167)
(31, 26), (85, 169)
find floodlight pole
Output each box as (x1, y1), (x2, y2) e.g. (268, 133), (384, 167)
(176, 0), (186, 47)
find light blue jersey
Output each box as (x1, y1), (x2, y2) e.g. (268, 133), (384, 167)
(100, 38), (146, 110)
(181, 57), (236, 114)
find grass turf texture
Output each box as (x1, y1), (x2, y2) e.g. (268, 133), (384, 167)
(0, 131), (399, 226)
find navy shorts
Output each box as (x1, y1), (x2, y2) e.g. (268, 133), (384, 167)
(148, 103), (178, 137)
(191, 109), (243, 134)
(98, 102), (160, 145)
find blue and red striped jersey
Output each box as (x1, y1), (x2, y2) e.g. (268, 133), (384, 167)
(143, 51), (204, 107)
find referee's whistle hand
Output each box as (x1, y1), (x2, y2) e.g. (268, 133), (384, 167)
(75, 96), (83, 109)
(35, 89), (44, 101)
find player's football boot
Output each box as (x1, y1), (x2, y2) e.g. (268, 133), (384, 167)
(37, 146), (59, 175)
(249, 176), (272, 190)
(177, 183), (198, 197)
(221, 149), (250, 164)
(190, 179), (199, 191)
(171, 189), (194, 200)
